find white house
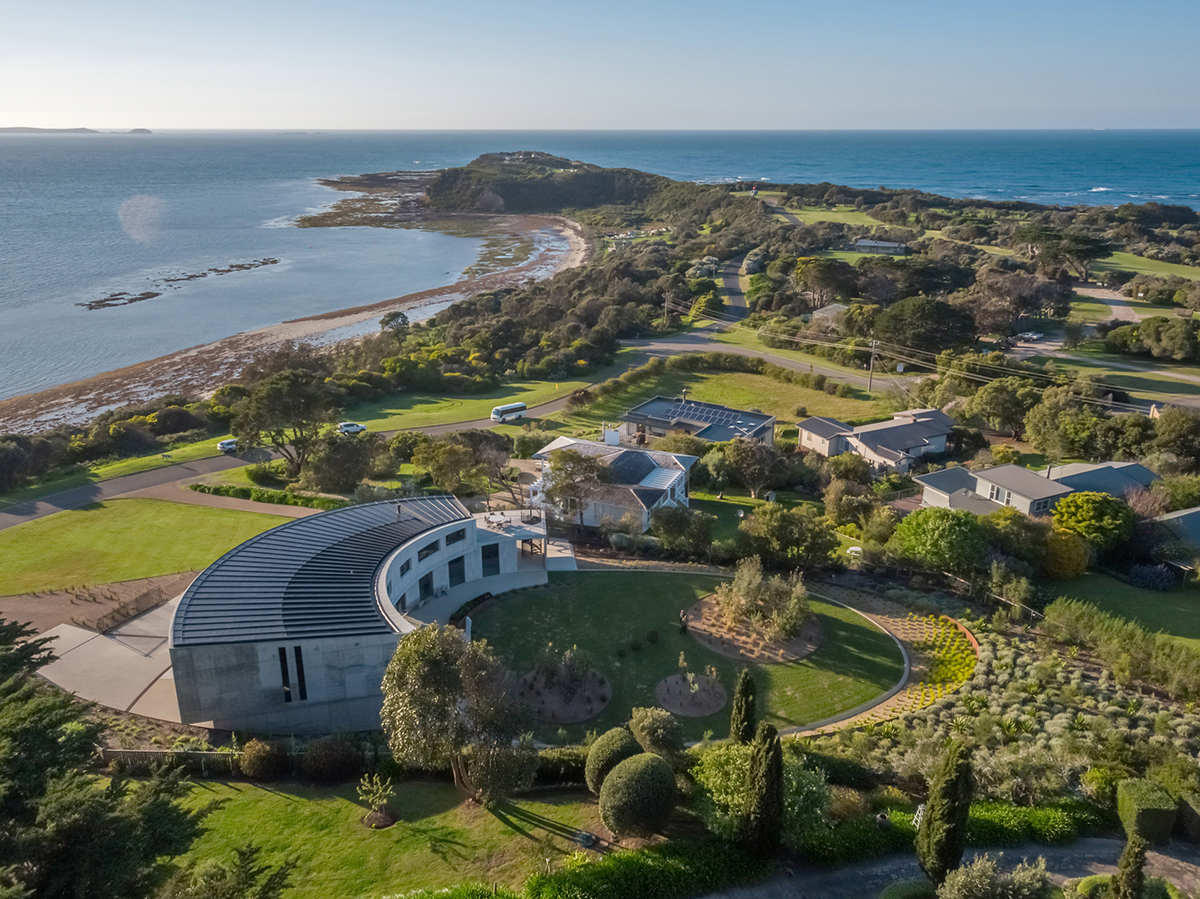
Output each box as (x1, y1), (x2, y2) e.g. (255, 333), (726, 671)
(797, 409), (954, 472)
(529, 436), (697, 532)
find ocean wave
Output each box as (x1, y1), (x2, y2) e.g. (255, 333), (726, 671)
(1089, 187), (1113, 192)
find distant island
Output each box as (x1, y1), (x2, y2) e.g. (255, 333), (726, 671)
(0, 127), (152, 134)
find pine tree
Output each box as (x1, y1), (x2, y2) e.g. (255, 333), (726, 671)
(742, 721), (783, 857)
(729, 669), (757, 744)
(1111, 834), (1147, 899)
(915, 740), (974, 886)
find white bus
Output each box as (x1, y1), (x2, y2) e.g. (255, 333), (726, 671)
(490, 402), (527, 423)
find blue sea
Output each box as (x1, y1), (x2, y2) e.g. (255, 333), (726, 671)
(1, 130), (1198, 400)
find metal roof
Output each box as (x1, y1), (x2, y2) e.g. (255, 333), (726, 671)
(973, 465), (1074, 501)
(172, 497), (469, 647)
(621, 395), (774, 440)
(797, 416), (851, 440)
(1048, 462), (1158, 497)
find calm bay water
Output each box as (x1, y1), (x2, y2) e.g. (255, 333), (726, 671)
(1, 130), (1197, 400)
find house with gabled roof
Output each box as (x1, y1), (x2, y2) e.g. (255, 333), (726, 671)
(797, 409), (954, 472)
(529, 436), (697, 532)
(619, 395), (775, 445)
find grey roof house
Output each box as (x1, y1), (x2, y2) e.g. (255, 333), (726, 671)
(797, 409), (954, 472)
(619, 395), (775, 445)
(853, 239), (907, 255)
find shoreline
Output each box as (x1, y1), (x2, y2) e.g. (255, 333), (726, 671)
(0, 213), (592, 434)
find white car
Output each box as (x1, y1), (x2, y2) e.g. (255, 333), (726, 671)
(1017, 331), (1044, 341)
(337, 422), (368, 436)
(217, 439), (239, 454)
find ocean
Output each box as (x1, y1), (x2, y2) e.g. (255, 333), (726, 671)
(1, 130), (1198, 401)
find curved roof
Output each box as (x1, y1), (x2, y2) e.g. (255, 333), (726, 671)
(172, 496), (469, 647)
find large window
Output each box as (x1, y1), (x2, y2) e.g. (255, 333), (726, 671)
(419, 572), (434, 600)
(400, 558), (411, 576)
(448, 555), (466, 587)
(481, 543), (500, 577)
(418, 540), (439, 562)
(446, 528), (466, 546)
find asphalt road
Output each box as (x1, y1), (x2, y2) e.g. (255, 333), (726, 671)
(720, 256), (750, 319)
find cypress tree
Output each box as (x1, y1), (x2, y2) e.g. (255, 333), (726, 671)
(742, 721), (783, 857)
(730, 669), (757, 744)
(1111, 834), (1147, 899)
(916, 740), (973, 886)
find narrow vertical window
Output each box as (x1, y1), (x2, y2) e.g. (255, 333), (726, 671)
(293, 646), (307, 701)
(278, 647), (292, 702)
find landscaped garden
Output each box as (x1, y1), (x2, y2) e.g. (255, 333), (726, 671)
(470, 571), (905, 741)
(0, 498), (287, 594)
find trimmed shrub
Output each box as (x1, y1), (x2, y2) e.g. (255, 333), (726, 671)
(630, 707), (684, 761)
(524, 840), (770, 899)
(964, 802), (1029, 848)
(1177, 792), (1200, 843)
(1118, 778), (1177, 843)
(598, 753), (677, 838)
(1026, 805), (1077, 845)
(585, 727), (641, 795)
(798, 812), (917, 867)
(300, 737), (362, 783)
(239, 739), (288, 781)
(535, 745), (589, 785)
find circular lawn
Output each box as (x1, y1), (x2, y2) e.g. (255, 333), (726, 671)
(470, 571), (905, 741)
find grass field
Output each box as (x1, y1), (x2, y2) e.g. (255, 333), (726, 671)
(471, 571), (905, 741)
(178, 779), (600, 898)
(710, 325), (915, 387)
(1094, 252), (1200, 282)
(1053, 572), (1200, 649)
(524, 368), (890, 442)
(0, 498), (287, 595)
(1024, 353), (1200, 400)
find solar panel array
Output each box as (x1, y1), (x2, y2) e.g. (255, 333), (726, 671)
(626, 397), (770, 432)
(172, 497), (469, 647)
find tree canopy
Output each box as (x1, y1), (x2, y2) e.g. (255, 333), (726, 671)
(231, 368), (340, 478)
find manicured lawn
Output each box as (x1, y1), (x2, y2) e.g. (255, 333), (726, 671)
(471, 572), (905, 741)
(352, 352), (642, 432)
(1094, 251), (1200, 281)
(177, 779), (602, 898)
(0, 498), (287, 594)
(533, 368), (890, 443)
(1069, 297), (1113, 324)
(1053, 572), (1200, 649)
(689, 488), (822, 542)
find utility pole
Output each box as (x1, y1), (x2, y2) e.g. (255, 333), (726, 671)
(867, 338), (878, 392)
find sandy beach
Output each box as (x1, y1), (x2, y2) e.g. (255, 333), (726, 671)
(0, 214), (591, 434)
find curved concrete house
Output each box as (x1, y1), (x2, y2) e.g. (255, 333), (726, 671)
(169, 496), (548, 733)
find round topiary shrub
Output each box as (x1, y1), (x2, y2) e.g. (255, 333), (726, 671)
(300, 737), (363, 783)
(585, 726), (641, 795)
(240, 738), (289, 781)
(598, 752), (677, 838)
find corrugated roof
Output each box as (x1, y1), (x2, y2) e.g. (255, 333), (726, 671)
(1049, 462), (1158, 497)
(915, 467), (978, 495)
(172, 497), (469, 647)
(639, 468), (681, 490)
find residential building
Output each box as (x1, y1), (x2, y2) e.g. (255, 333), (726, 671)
(853, 238), (907, 255)
(619, 395), (775, 446)
(797, 409), (954, 472)
(529, 436), (696, 532)
(169, 496), (548, 734)
(1043, 461), (1158, 497)
(809, 302), (848, 323)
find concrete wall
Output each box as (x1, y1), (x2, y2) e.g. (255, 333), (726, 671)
(171, 632), (401, 733)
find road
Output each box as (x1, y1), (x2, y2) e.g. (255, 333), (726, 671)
(719, 256), (750, 319)
(1076, 284), (1161, 322)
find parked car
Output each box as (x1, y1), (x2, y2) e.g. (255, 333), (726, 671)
(1017, 331), (1044, 341)
(218, 439), (239, 454)
(337, 422), (368, 435)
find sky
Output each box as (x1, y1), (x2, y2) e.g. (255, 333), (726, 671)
(3, 0), (1198, 130)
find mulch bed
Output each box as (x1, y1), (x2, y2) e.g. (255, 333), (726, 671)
(519, 668), (611, 724)
(363, 807), (397, 829)
(684, 594), (823, 664)
(655, 673), (728, 717)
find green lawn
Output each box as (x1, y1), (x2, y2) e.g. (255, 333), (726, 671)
(0, 498), (287, 595)
(1025, 353), (1200, 400)
(1094, 251), (1200, 281)
(177, 779), (601, 898)
(711, 325), (910, 385)
(689, 488), (822, 542)
(527, 368), (889, 442)
(471, 572), (905, 741)
(1053, 572), (1200, 649)
(1069, 297), (1113, 324)
(351, 352), (642, 432)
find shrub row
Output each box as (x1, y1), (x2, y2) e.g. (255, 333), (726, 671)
(189, 483), (350, 510)
(1043, 598), (1200, 700)
(1118, 778), (1177, 843)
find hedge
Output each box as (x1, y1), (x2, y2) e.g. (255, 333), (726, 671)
(1118, 778), (1177, 843)
(524, 840), (771, 899)
(535, 746), (589, 786)
(585, 727), (641, 795)
(1179, 792), (1200, 843)
(801, 749), (878, 789)
(189, 483), (350, 510)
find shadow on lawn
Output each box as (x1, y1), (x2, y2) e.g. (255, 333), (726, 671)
(404, 821), (471, 865)
(488, 801), (609, 854)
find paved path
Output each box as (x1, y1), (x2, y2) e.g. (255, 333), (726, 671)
(702, 838), (1200, 899)
(1076, 285), (1161, 322)
(761, 197), (806, 228)
(720, 256), (750, 319)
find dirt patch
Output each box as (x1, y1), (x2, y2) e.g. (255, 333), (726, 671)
(0, 571), (197, 635)
(519, 668), (611, 724)
(363, 808), (398, 829)
(685, 594), (823, 664)
(655, 673), (728, 717)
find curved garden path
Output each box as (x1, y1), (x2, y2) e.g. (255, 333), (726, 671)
(701, 838), (1200, 899)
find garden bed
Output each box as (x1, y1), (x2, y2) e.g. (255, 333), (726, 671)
(685, 593), (824, 663)
(520, 668), (612, 724)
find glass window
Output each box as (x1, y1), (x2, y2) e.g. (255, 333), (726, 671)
(277, 647), (291, 703)
(446, 528), (466, 546)
(293, 647), (307, 701)
(481, 543), (500, 577)
(419, 572), (434, 599)
(448, 555), (466, 587)
(400, 558), (411, 576)
(418, 540), (440, 562)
